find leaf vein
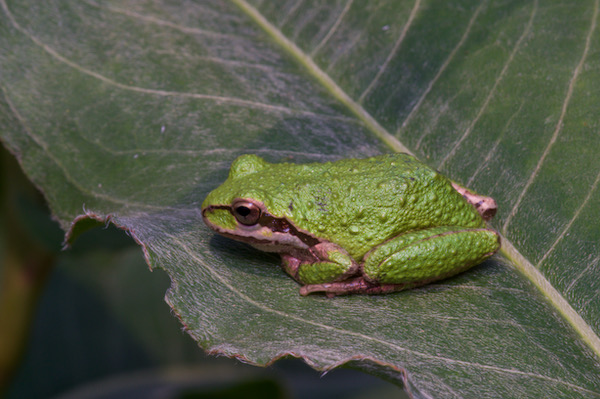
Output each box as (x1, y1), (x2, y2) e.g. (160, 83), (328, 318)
(401, 1), (485, 135)
(466, 100), (526, 186)
(0, 86), (170, 211)
(536, 168), (600, 268)
(83, 0), (237, 39)
(503, 0), (599, 233)
(278, 0), (305, 28)
(437, 0), (537, 170)
(565, 254), (600, 295)
(311, 0), (353, 57)
(1, 0), (346, 121)
(324, 31), (363, 73)
(358, 0), (422, 103)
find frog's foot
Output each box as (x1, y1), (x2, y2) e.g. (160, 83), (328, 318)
(281, 242), (359, 285)
(299, 278), (410, 297)
(451, 182), (497, 221)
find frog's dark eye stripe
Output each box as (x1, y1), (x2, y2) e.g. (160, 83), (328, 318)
(232, 200), (261, 225)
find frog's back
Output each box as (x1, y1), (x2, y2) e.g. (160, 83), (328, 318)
(277, 154), (485, 259)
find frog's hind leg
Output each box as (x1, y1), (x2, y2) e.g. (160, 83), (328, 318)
(362, 226), (499, 287)
(300, 226), (500, 297)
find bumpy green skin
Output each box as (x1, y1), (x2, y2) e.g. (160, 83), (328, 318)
(202, 153), (500, 295)
(362, 226), (498, 284)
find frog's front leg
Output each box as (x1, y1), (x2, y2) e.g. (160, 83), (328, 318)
(300, 226), (500, 296)
(281, 242), (359, 289)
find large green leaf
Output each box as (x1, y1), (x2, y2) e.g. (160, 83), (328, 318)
(1, 0), (599, 397)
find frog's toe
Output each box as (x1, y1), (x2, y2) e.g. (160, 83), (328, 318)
(299, 278), (407, 296)
(299, 278), (364, 296)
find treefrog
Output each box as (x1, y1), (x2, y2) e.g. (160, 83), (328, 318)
(202, 153), (500, 296)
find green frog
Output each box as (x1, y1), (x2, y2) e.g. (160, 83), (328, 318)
(202, 153), (500, 296)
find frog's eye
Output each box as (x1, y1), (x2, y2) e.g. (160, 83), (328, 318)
(232, 200), (261, 225)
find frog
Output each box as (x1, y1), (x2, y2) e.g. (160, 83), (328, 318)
(201, 153), (500, 296)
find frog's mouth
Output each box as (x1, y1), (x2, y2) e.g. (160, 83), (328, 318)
(202, 203), (320, 251)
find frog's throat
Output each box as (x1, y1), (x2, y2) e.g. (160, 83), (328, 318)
(202, 204), (321, 248)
